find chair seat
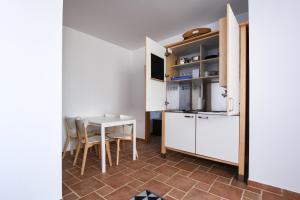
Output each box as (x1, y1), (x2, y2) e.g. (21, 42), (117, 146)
(87, 125), (100, 134)
(107, 132), (132, 140)
(81, 135), (112, 143)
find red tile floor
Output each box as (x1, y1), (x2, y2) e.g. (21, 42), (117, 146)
(62, 136), (300, 200)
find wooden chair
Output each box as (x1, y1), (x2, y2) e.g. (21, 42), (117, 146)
(63, 117), (78, 159)
(74, 118), (113, 175)
(107, 125), (138, 166)
(63, 117), (100, 160)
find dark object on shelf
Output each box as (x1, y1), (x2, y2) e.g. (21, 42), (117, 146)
(171, 75), (192, 81)
(152, 119), (161, 136)
(183, 28), (211, 40)
(209, 71), (219, 76)
(184, 57), (191, 63)
(205, 55), (218, 59)
(204, 71), (219, 77)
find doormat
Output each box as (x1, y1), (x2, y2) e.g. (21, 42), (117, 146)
(130, 190), (165, 200)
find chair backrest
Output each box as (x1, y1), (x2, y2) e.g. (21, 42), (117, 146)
(104, 113), (118, 118)
(123, 125), (133, 136)
(65, 117), (78, 138)
(75, 118), (89, 142)
(120, 114), (132, 119)
(121, 114), (134, 136)
(107, 125), (132, 136)
(104, 114), (133, 136)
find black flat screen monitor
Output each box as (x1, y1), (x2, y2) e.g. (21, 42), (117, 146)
(151, 53), (164, 81)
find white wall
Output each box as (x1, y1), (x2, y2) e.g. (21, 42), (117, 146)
(63, 27), (138, 147)
(249, 0), (300, 193)
(130, 12), (248, 139)
(0, 1), (62, 200)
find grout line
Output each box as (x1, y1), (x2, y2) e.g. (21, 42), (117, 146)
(63, 183), (81, 199)
(164, 189), (179, 200)
(260, 189), (284, 196)
(241, 189), (246, 200)
(94, 191), (107, 199)
(207, 176), (217, 192)
(77, 190), (98, 199)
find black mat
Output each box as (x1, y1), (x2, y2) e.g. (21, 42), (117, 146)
(130, 190), (165, 200)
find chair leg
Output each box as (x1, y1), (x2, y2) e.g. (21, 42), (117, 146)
(105, 141), (112, 167)
(81, 144), (89, 175)
(73, 141), (81, 166)
(98, 144), (101, 159)
(62, 137), (70, 159)
(94, 145), (98, 157)
(116, 139), (120, 166)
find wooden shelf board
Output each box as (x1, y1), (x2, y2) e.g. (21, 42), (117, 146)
(167, 76), (219, 83)
(200, 75), (219, 79)
(171, 61), (200, 68)
(201, 57), (219, 64)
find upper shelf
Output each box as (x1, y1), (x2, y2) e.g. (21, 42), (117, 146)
(170, 57), (219, 69)
(171, 61), (200, 68)
(165, 31), (219, 55)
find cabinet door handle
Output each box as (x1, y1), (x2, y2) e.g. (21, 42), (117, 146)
(184, 115), (194, 118)
(228, 97), (234, 112)
(198, 116), (208, 119)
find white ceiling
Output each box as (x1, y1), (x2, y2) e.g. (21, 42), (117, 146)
(63, 0), (248, 50)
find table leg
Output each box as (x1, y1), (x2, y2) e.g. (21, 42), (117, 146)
(133, 121), (136, 160)
(101, 125), (106, 173)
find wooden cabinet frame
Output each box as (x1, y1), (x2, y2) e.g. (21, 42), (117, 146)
(238, 22), (248, 180)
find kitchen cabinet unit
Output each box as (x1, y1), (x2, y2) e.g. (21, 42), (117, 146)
(145, 3), (248, 180)
(196, 114), (239, 164)
(165, 112), (195, 153)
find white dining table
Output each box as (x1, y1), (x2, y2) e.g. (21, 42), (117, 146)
(86, 114), (136, 173)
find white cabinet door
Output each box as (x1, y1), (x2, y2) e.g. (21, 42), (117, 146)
(196, 114), (239, 163)
(227, 4), (240, 115)
(145, 37), (166, 111)
(165, 112), (195, 153)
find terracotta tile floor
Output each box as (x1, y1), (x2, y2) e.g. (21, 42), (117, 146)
(62, 136), (298, 200)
